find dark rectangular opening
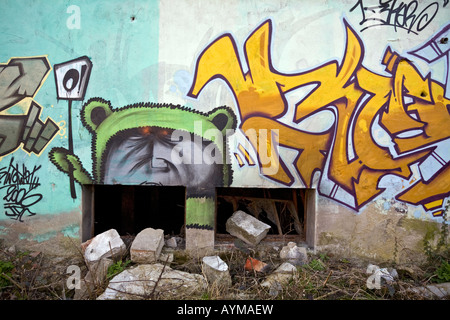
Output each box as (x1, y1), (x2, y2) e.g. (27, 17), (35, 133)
(83, 185), (186, 238)
(215, 187), (306, 242)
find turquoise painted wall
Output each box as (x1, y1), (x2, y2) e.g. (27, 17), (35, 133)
(0, 0), (449, 235)
(0, 0), (160, 218)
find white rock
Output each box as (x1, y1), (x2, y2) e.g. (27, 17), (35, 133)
(201, 256), (232, 288)
(130, 228), (164, 263)
(226, 210), (271, 245)
(97, 264), (207, 300)
(84, 229), (126, 264)
(280, 242), (308, 265)
(202, 256), (229, 272)
(261, 262), (298, 294)
(274, 262), (298, 274)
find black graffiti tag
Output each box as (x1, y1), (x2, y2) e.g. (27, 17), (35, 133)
(350, 0), (440, 34)
(0, 157), (42, 221)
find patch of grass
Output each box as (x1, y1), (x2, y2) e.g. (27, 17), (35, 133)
(304, 258), (326, 271)
(434, 259), (450, 283)
(200, 292), (211, 300)
(0, 239), (444, 301)
(107, 259), (132, 280)
(0, 260), (14, 287)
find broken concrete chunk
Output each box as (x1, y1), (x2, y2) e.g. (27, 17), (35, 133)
(81, 238), (93, 254)
(74, 258), (115, 300)
(202, 256), (232, 288)
(165, 236), (178, 248)
(366, 264), (398, 288)
(97, 264), (207, 300)
(280, 242), (308, 265)
(159, 252), (174, 264)
(226, 210), (271, 245)
(84, 229), (126, 264)
(86, 258), (114, 285)
(130, 228), (164, 263)
(274, 262), (298, 274)
(411, 282), (450, 299)
(261, 262), (298, 295)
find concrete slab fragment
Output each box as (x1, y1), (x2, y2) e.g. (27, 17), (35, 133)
(130, 228), (164, 263)
(226, 210), (271, 245)
(84, 229), (126, 264)
(202, 255), (232, 288)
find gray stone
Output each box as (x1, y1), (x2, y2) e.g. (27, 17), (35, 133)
(165, 237), (178, 248)
(74, 279), (96, 300)
(411, 282), (450, 299)
(84, 229), (126, 264)
(74, 258), (114, 300)
(273, 262), (298, 274)
(261, 262), (298, 295)
(202, 255), (232, 288)
(130, 228), (165, 263)
(279, 242), (308, 265)
(85, 258), (114, 285)
(7, 245), (16, 254)
(225, 210), (271, 245)
(97, 264), (207, 300)
(158, 252), (174, 264)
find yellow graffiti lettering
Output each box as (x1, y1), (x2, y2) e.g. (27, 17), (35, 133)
(190, 19), (450, 215)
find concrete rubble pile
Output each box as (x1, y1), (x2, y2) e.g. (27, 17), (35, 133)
(73, 208), (450, 300)
(74, 210), (312, 300)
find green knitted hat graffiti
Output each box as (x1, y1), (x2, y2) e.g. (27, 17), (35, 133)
(81, 97), (237, 185)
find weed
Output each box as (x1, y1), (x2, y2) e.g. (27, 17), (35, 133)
(437, 204), (449, 251)
(0, 260), (14, 287)
(305, 258), (326, 271)
(434, 260), (450, 283)
(319, 253), (329, 262)
(422, 201), (450, 284)
(200, 292), (210, 300)
(107, 259), (132, 280)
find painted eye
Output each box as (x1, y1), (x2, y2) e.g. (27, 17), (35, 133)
(138, 126), (152, 136)
(157, 128), (175, 143)
(159, 129), (169, 136)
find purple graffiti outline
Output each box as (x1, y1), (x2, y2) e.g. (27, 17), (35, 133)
(188, 18), (450, 215)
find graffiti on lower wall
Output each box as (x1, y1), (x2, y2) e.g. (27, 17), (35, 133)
(188, 19), (450, 217)
(0, 56), (60, 221)
(0, 157), (42, 222)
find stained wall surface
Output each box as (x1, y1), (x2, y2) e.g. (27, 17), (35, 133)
(0, 0), (449, 262)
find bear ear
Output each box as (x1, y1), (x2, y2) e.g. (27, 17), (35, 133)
(207, 106), (237, 134)
(81, 98), (113, 133)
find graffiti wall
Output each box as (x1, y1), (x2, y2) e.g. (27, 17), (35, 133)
(0, 0), (448, 258)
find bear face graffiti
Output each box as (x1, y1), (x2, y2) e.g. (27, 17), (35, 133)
(49, 98), (237, 198)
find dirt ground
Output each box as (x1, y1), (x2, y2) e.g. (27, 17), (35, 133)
(0, 237), (448, 300)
